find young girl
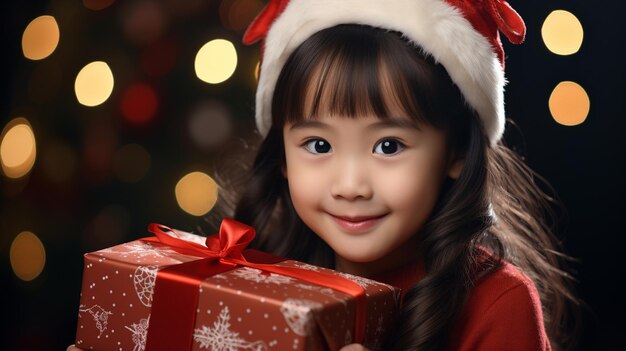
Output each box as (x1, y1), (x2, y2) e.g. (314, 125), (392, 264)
(222, 0), (581, 350)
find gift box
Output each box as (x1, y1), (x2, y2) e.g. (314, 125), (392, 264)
(74, 219), (401, 351)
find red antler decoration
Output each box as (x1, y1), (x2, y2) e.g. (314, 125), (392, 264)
(243, 0), (291, 45)
(445, 0), (526, 67)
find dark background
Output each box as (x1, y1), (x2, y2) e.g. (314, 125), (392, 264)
(1, 1), (624, 350)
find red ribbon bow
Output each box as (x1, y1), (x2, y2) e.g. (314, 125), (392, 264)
(142, 218), (368, 350)
(145, 219), (255, 261)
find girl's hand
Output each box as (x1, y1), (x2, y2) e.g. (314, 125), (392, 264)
(66, 345), (83, 351)
(340, 343), (371, 351)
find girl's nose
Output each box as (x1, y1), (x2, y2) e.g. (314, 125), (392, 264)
(330, 159), (373, 201)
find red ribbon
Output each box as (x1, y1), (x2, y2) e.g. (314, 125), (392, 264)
(142, 218), (367, 350)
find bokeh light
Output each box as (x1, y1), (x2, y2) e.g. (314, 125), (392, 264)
(1, 118), (37, 179)
(220, 0), (265, 31)
(121, 83), (158, 124)
(188, 100), (232, 151)
(10, 231), (46, 281)
(219, 0), (237, 29)
(113, 144), (151, 183)
(549, 81), (590, 126)
(194, 39), (238, 84)
(22, 15), (60, 60)
(75, 61), (115, 106)
(121, 0), (166, 46)
(40, 140), (77, 184)
(542, 10), (584, 56)
(175, 171), (218, 216)
(83, 0), (116, 11)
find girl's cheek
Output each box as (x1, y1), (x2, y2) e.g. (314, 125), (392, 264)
(377, 162), (441, 211)
(285, 158), (326, 203)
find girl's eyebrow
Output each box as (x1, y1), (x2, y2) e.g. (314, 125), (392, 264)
(288, 119), (329, 130)
(367, 118), (422, 131)
(288, 118), (422, 131)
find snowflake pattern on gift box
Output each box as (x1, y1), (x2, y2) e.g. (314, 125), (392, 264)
(291, 262), (322, 272)
(293, 283), (318, 291)
(231, 267), (295, 285)
(169, 229), (207, 245)
(337, 272), (392, 289)
(280, 298), (323, 336)
(133, 265), (158, 307)
(373, 315), (387, 350)
(78, 304), (113, 337)
(125, 316), (150, 351)
(292, 284), (348, 308)
(97, 241), (177, 259)
(345, 329), (352, 345)
(193, 306), (268, 351)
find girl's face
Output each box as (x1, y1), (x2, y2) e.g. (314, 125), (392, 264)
(283, 114), (462, 275)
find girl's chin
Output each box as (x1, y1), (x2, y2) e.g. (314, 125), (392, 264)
(333, 247), (387, 265)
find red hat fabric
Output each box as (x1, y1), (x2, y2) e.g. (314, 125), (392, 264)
(244, 0), (526, 145)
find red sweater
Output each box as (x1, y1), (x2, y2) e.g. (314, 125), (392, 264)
(372, 255), (552, 350)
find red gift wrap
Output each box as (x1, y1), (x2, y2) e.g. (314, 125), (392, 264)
(74, 219), (401, 351)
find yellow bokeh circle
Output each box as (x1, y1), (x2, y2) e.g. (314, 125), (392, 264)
(542, 10), (584, 56)
(549, 81), (590, 126)
(1, 118), (37, 178)
(10, 231), (46, 281)
(75, 61), (115, 106)
(175, 171), (218, 216)
(22, 15), (60, 60)
(194, 39), (238, 84)
(254, 61), (260, 81)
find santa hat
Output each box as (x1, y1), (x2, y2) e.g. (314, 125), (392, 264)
(243, 0), (526, 145)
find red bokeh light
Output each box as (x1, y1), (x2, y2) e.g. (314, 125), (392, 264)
(83, 0), (116, 11)
(120, 83), (158, 125)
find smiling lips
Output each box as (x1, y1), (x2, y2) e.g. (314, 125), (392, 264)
(330, 213), (388, 233)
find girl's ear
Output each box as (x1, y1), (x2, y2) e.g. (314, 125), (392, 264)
(447, 158), (464, 180)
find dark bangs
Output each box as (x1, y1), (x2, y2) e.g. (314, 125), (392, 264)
(271, 24), (473, 141)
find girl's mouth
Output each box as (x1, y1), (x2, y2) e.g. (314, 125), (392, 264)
(329, 213), (388, 233)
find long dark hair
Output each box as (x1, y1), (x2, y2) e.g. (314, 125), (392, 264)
(216, 24), (580, 350)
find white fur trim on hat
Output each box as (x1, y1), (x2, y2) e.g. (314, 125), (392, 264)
(256, 0), (506, 145)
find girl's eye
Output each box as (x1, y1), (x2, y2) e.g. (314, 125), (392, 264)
(304, 139), (332, 154)
(373, 139), (405, 155)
